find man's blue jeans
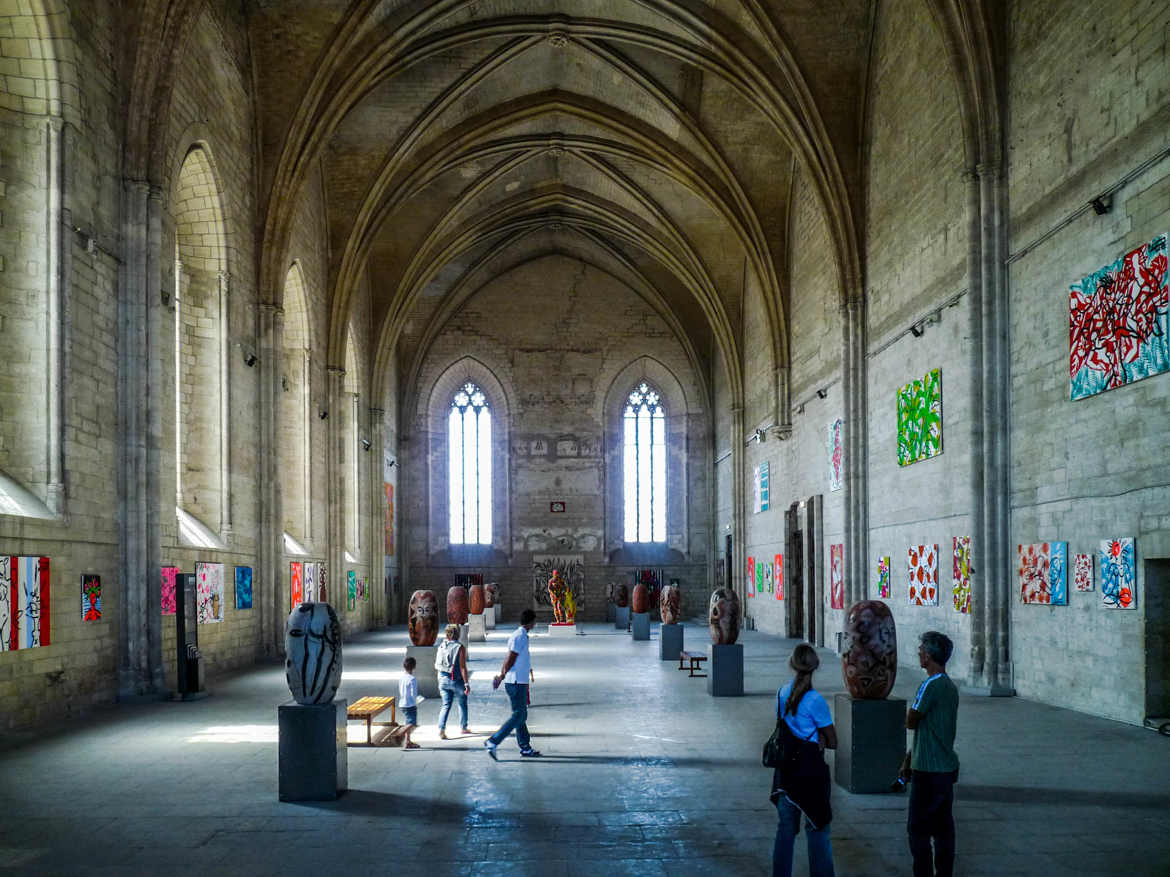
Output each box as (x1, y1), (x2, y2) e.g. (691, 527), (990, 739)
(437, 676), (468, 732)
(773, 796), (834, 877)
(488, 682), (530, 750)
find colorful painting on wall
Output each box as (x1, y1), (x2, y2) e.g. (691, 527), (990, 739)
(896, 368), (943, 466)
(235, 566), (253, 610)
(952, 537), (971, 615)
(828, 418), (844, 492)
(754, 461), (770, 512)
(347, 570), (357, 610)
(1073, 554), (1093, 592)
(303, 562), (316, 602)
(1018, 542), (1068, 605)
(1100, 538), (1136, 610)
(384, 482), (395, 555)
(774, 554), (784, 600)
(290, 562), (303, 608)
(1070, 233), (1168, 400)
(195, 561), (224, 624)
(747, 556), (755, 597)
(0, 556), (51, 650)
(908, 544), (939, 606)
(830, 544), (844, 610)
(319, 563), (327, 604)
(878, 556), (891, 599)
(763, 561), (773, 594)
(81, 574), (101, 621)
(161, 566), (178, 615)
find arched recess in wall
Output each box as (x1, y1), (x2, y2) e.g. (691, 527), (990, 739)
(343, 325), (363, 559)
(0, 1), (77, 519)
(422, 357), (511, 561)
(280, 262), (313, 545)
(602, 357), (691, 562)
(172, 144), (230, 545)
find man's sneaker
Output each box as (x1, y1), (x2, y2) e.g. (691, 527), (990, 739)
(484, 740), (498, 761)
(519, 747), (542, 757)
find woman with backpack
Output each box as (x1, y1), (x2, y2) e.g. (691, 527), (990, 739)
(435, 623), (471, 738)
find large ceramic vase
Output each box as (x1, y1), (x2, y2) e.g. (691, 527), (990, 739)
(469, 583), (485, 615)
(447, 585), (469, 625)
(484, 583), (498, 608)
(708, 588), (741, 645)
(660, 584), (681, 625)
(632, 582), (650, 614)
(285, 602), (342, 704)
(614, 583), (630, 608)
(841, 600), (898, 699)
(408, 590), (438, 646)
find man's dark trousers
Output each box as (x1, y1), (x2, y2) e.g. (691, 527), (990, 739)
(908, 769), (957, 877)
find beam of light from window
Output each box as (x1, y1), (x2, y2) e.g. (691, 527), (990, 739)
(478, 406), (491, 544)
(623, 411), (637, 541)
(652, 408), (666, 542)
(449, 406), (463, 543)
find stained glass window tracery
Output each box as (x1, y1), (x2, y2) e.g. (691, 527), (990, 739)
(623, 382), (666, 543)
(449, 382), (491, 544)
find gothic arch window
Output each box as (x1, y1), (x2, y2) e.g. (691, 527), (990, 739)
(448, 382), (491, 545)
(623, 382), (666, 543)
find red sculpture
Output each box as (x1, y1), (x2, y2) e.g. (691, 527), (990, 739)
(408, 590), (438, 646)
(708, 587), (740, 645)
(548, 570), (568, 623)
(469, 583), (485, 615)
(614, 583), (629, 608)
(660, 584), (681, 625)
(841, 600), (898, 699)
(484, 583), (498, 607)
(447, 586), (469, 625)
(632, 582), (650, 614)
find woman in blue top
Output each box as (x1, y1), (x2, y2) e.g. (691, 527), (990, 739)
(771, 643), (837, 877)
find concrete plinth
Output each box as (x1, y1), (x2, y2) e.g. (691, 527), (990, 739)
(459, 624), (469, 648)
(706, 643), (744, 697)
(485, 606), (497, 630)
(405, 645), (439, 698)
(548, 623), (577, 637)
(469, 613), (487, 642)
(631, 612), (650, 640)
(278, 701), (347, 801)
(606, 602), (616, 622)
(494, 605), (503, 626)
(615, 606), (630, 629)
(660, 623), (683, 660)
(834, 695), (908, 793)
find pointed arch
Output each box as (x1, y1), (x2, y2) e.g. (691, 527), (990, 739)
(280, 261), (313, 542)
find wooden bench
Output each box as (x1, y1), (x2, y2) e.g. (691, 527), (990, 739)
(678, 650), (708, 678)
(347, 695), (396, 744)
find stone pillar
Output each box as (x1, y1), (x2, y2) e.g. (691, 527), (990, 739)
(730, 404), (746, 608)
(45, 117), (66, 515)
(841, 296), (868, 608)
(326, 365), (346, 623)
(258, 303), (284, 656)
(217, 269), (233, 541)
(370, 406), (386, 626)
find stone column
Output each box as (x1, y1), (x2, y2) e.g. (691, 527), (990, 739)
(45, 116), (66, 514)
(369, 406), (386, 625)
(218, 269), (233, 542)
(730, 404), (746, 607)
(258, 302), (284, 656)
(326, 366), (346, 621)
(841, 296), (869, 607)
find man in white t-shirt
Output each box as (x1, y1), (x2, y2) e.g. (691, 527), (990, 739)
(484, 609), (540, 759)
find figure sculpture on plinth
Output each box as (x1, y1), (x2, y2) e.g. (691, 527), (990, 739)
(408, 590), (438, 646)
(708, 587), (741, 645)
(447, 585), (469, 625)
(285, 603), (342, 704)
(841, 600), (898, 699)
(548, 569), (568, 623)
(660, 584), (681, 625)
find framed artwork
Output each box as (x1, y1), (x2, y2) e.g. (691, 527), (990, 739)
(747, 556), (755, 597)
(235, 566), (253, 610)
(828, 418), (844, 492)
(81, 574), (101, 621)
(161, 566), (179, 616)
(953, 537), (971, 615)
(1100, 538), (1136, 609)
(290, 561), (303, 609)
(830, 544), (844, 610)
(897, 368), (943, 466)
(754, 461), (770, 512)
(763, 561), (773, 594)
(1018, 542), (1068, 605)
(195, 561), (224, 624)
(1073, 554), (1094, 592)
(908, 544), (939, 606)
(0, 556), (51, 650)
(347, 570), (357, 610)
(755, 559), (764, 595)
(1070, 233), (1168, 400)
(303, 562), (316, 602)
(319, 563), (327, 603)
(877, 556), (891, 599)
(774, 553), (784, 600)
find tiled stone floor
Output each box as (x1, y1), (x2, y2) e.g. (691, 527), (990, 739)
(3, 621), (1170, 875)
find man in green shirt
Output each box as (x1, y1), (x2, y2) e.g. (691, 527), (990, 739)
(906, 630), (959, 877)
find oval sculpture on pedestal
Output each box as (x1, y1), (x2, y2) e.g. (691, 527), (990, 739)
(285, 602), (342, 705)
(660, 584), (681, 625)
(469, 584), (485, 615)
(447, 586), (469, 625)
(408, 590), (438, 646)
(484, 583), (498, 608)
(614, 583), (629, 608)
(841, 600), (898, 699)
(632, 582), (650, 614)
(708, 588), (741, 645)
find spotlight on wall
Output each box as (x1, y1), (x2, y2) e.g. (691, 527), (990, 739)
(909, 321), (925, 338)
(816, 388), (828, 400)
(242, 350), (258, 367)
(1090, 194), (1112, 216)
(361, 438), (371, 452)
(318, 409), (328, 420)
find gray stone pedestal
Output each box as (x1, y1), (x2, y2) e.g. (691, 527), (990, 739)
(631, 612), (650, 640)
(405, 645), (439, 698)
(278, 701), (347, 801)
(548, 622), (577, 637)
(707, 643), (744, 697)
(834, 694), (908, 793)
(485, 606), (497, 630)
(615, 606), (630, 629)
(606, 602), (616, 622)
(469, 613), (487, 642)
(459, 623), (469, 648)
(660, 623), (683, 660)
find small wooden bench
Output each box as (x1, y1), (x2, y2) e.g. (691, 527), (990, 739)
(347, 695), (396, 744)
(678, 650), (708, 678)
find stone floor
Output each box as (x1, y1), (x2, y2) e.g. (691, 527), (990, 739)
(3, 621), (1170, 876)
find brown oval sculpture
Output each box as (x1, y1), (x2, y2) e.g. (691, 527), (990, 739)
(484, 583), (498, 608)
(446, 586), (469, 625)
(631, 582), (650, 614)
(841, 600), (898, 699)
(708, 587), (741, 645)
(660, 584), (681, 625)
(469, 583), (485, 615)
(614, 583), (629, 608)
(408, 590), (438, 646)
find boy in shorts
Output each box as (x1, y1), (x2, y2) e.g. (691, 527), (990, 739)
(398, 656), (420, 749)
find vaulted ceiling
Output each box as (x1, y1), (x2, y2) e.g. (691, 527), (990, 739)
(247, 1), (874, 397)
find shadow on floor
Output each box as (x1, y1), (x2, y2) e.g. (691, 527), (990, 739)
(294, 789), (474, 821)
(958, 784), (1170, 809)
(481, 754), (748, 768)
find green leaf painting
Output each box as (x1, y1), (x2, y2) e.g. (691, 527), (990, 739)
(896, 368), (942, 466)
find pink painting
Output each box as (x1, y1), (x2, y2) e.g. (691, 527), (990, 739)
(747, 556), (755, 598)
(1018, 542), (1068, 605)
(830, 544), (844, 609)
(828, 418), (843, 492)
(195, 561), (224, 624)
(1074, 553), (1093, 592)
(161, 566), (178, 615)
(908, 544), (939, 606)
